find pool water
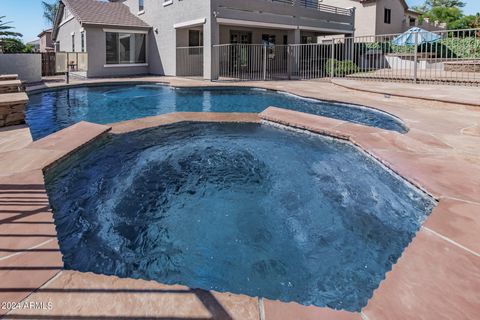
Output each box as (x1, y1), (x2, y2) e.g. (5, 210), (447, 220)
(26, 85), (407, 140)
(45, 123), (434, 312)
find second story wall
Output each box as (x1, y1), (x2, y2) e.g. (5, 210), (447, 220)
(321, 0), (377, 37)
(56, 18), (84, 52)
(121, 0), (212, 75)
(375, 0), (408, 35)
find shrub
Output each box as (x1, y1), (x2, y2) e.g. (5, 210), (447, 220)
(325, 59), (359, 77)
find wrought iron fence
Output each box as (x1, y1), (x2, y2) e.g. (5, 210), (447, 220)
(334, 28), (480, 85)
(176, 46), (204, 77)
(213, 44), (334, 80)
(210, 28), (480, 85)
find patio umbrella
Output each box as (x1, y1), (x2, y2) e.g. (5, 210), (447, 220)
(392, 27), (441, 46)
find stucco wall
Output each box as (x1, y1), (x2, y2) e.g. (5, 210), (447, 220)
(322, 0), (409, 37)
(0, 54), (42, 83)
(84, 26), (150, 78)
(376, 0), (408, 35)
(122, 0), (212, 76)
(56, 18), (84, 52)
(322, 0), (376, 37)
(40, 33), (53, 52)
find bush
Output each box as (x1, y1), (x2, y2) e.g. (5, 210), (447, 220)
(0, 38), (34, 53)
(357, 36), (480, 59)
(325, 59), (359, 77)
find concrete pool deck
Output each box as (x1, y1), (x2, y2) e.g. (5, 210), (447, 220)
(0, 78), (478, 319)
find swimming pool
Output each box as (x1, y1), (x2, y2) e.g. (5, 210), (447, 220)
(45, 122), (434, 312)
(26, 84), (407, 140)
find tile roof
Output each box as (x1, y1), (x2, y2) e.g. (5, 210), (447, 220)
(61, 0), (150, 28)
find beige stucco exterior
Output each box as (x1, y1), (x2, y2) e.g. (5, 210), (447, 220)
(321, 0), (418, 37)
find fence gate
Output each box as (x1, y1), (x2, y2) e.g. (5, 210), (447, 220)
(41, 52), (56, 76)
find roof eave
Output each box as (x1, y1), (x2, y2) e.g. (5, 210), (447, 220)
(81, 22), (152, 29)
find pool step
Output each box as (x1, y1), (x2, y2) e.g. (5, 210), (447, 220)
(0, 75), (28, 128)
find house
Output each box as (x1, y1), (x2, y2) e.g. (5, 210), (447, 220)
(26, 39), (41, 52)
(38, 29), (54, 52)
(320, 0), (421, 37)
(52, 0), (151, 78)
(52, 0), (356, 80)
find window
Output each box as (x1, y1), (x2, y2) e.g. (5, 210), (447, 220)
(409, 17), (417, 27)
(139, 0), (144, 12)
(106, 32), (146, 65)
(81, 31), (85, 52)
(188, 30), (203, 47)
(384, 8), (391, 24)
(262, 34), (276, 46)
(301, 36), (315, 44)
(188, 30), (203, 55)
(71, 34), (75, 52)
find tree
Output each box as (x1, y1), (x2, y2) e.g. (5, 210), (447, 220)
(42, 1), (59, 26)
(0, 16), (23, 52)
(413, 0), (466, 14)
(0, 16), (22, 38)
(425, 0), (466, 8)
(423, 6), (464, 28)
(1, 38), (34, 53)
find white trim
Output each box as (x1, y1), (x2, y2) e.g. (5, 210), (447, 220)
(59, 15), (74, 27)
(70, 31), (75, 36)
(79, 27), (85, 32)
(163, 0), (173, 7)
(174, 18), (207, 29)
(104, 63), (149, 68)
(216, 18), (294, 30)
(103, 28), (149, 34)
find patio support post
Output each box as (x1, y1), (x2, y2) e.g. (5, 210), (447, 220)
(288, 29), (301, 79)
(414, 31), (419, 83)
(204, 16), (220, 81)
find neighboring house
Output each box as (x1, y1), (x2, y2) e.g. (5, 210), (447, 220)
(53, 0), (355, 80)
(27, 39), (41, 52)
(38, 29), (54, 52)
(321, 0), (421, 37)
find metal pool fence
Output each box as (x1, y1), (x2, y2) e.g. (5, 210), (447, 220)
(176, 46), (204, 77)
(197, 28), (480, 85)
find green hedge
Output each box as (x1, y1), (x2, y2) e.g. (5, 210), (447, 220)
(358, 37), (480, 59)
(325, 59), (359, 77)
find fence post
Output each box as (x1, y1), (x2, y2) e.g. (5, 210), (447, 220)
(330, 41), (335, 79)
(287, 45), (292, 80)
(413, 31), (419, 83)
(263, 44), (267, 81)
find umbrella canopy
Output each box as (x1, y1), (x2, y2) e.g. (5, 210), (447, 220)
(392, 27), (442, 46)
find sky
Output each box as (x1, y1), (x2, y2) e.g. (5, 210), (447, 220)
(1, 0), (480, 43)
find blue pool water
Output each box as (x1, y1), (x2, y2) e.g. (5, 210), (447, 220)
(45, 123), (434, 312)
(26, 84), (407, 140)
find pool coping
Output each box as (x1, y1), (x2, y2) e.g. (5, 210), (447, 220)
(1, 83), (479, 319)
(25, 81), (409, 134)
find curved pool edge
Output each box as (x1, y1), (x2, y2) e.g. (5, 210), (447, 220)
(25, 80), (409, 135)
(1, 108), (478, 319)
(43, 116), (435, 312)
